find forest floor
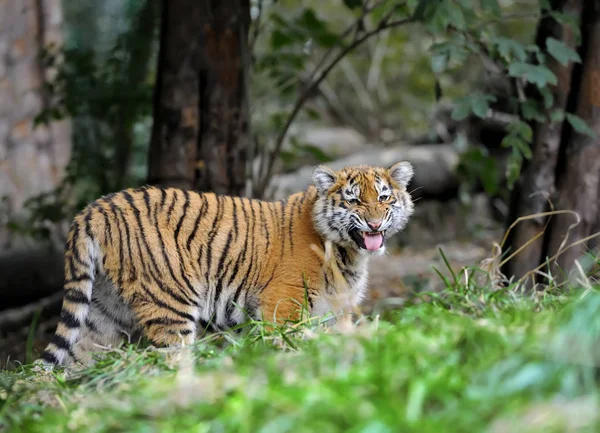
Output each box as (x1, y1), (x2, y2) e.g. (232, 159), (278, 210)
(2, 247), (600, 432)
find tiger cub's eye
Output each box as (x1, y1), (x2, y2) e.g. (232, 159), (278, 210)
(379, 195), (390, 202)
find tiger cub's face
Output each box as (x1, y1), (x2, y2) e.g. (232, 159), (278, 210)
(311, 162), (415, 255)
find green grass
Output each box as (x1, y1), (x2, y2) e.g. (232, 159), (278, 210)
(2, 279), (600, 432)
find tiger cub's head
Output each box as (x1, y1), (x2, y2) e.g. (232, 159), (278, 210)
(311, 162), (414, 255)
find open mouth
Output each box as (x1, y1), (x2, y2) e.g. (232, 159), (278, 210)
(350, 229), (386, 251)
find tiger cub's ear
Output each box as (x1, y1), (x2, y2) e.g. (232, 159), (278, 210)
(388, 161), (414, 188)
(312, 165), (338, 194)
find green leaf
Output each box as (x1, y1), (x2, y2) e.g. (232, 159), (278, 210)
(508, 120), (533, 142)
(480, 157), (499, 195)
(431, 53), (448, 74)
(508, 62), (557, 87)
(566, 113), (597, 138)
(500, 133), (519, 150)
(517, 137), (533, 160)
(451, 98), (471, 121)
(451, 94), (496, 120)
(271, 29), (296, 49)
(506, 147), (523, 189)
(342, 0), (362, 9)
(471, 94), (495, 118)
(444, 3), (466, 30)
(413, 0), (441, 21)
(296, 9), (338, 48)
(481, 0), (501, 16)
(430, 38), (470, 67)
(493, 37), (527, 62)
(546, 37), (581, 66)
(520, 100), (546, 123)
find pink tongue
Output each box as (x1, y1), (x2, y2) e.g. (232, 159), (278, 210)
(363, 233), (383, 251)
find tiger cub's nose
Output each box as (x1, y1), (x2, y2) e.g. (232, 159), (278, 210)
(367, 220), (382, 231)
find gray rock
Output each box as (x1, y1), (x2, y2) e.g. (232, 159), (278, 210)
(267, 144), (460, 200)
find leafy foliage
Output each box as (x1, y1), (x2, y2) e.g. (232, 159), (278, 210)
(411, 0), (595, 194)
(6, 0), (158, 245)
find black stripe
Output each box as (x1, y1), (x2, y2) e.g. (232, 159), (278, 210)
(96, 203), (113, 246)
(84, 208), (94, 239)
(60, 310), (81, 329)
(231, 197), (239, 241)
(85, 318), (99, 333)
(279, 200), (287, 259)
(230, 200), (253, 312)
(204, 196), (225, 283)
(70, 223), (88, 269)
(226, 249), (244, 288)
(212, 229), (234, 311)
(267, 201), (278, 222)
(41, 351), (59, 365)
(174, 190), (191, 243)
(166, 190), (178, 221)
(133, 233), (197, 308)
(166, 192), (202, 303)
(122, 191), (162, 280)
(160, 188), (167, 209)
(141, 283), (196, 322)
(186, 193), (208, 250)
(129, 191), (195, 302)
(142, 188), (152, 216)
(339, 247), (349, 267)
(66, 274), (92, 283)
(142, 317), (188, 327)
(117, 204), (137, 282)
(107, 199), (126, 287)
(65, 290), (90, 304)
(288, 196), (302, 251)
(51, 334), (70, 351)
(245, 199), (261, 291)
(259, 202), (270, 251)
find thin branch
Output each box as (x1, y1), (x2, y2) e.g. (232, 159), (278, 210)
(0, 291), (63, 332)
(305, 0), (393, 86)
(255, 15), (414, 196)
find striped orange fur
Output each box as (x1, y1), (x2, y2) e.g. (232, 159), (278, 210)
(38, 162), (414, 366)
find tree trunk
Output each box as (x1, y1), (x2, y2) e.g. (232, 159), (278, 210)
(0, 0), (72, 250)
(545, 0), (600, 277)
(147, 0), (250, 195)
(505, 0), (584, 282)
(506, 0), (600, 283)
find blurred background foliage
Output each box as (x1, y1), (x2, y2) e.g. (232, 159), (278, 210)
(8, 0), (592, 248)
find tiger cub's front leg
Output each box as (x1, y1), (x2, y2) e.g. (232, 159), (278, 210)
(258, 282), (314, 324)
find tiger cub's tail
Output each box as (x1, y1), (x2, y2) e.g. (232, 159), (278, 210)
(38, 222), (97, 366)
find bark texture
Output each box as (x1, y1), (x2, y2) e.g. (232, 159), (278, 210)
(148, 0), (250, 195)
(0, 0), (71, 248)
(507, 0), (600, 282)
(506, 0), (583, 280)
(546, 1), (600, 275)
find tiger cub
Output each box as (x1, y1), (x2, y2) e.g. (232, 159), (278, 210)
(38, 162), (415, 366)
